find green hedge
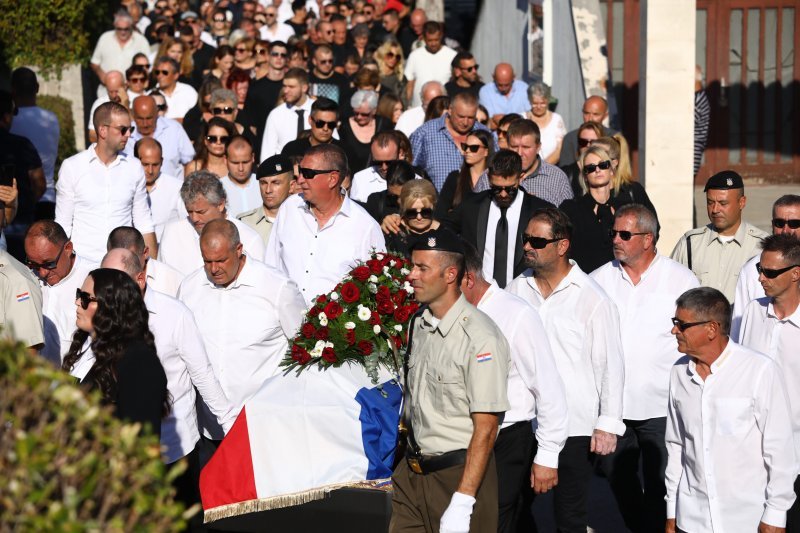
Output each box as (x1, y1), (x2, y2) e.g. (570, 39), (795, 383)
(38, 94), (78, 177)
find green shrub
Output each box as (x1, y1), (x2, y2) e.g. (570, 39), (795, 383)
(38, 95), (78, 177)
(0, 340), (189, 531)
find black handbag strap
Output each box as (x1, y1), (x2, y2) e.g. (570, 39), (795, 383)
(686, 234), (694, 271)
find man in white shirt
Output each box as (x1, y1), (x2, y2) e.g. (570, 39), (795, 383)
(590, 205), (699, 533)
(107, 226), (183, 298)
(460, 243), (568, 533)
(128, 95), (195, 179)
(264, 144), (385, 306)
(237, 154), (296, 246)
(404, 22), (456, 108)
(160, 170), (265, 276)
(738, 234), (800, 530)
(153, 57), (198, 123)
(666, 287), (796, 533)
(133, 138), (185, 243)
(732, 194), (800, 340)
(349, 132), (400, 203)
(178, 219), (304, 454)
(260, 4), (295, 42)
(220, 136), (261, 218)
(261, 68), (314, 159)
(23, 221), (96, 365)
(506, 207), (626, 533)
(394, 81), (444, 138)
(55, 101), (157, 264)
(90, 10), (150, 96)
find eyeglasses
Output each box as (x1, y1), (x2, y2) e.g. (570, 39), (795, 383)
(671, 317), (711, 332)
(271, 51), (288, 58)
(115, 26), (132, 32)
(235, 47), (249, 53)
(317, 58), (334, 64)
(497, 129), (508, 139)
(522, 234), (561, 249)
(583, 160), (612, 175)
(104, 124), (135, 135)
(255, 18), (266, 24)
(461, 64), (479, 72)
(385, 51), (397, 59)
(156, 103), (168, 111)
(138, 63), (151, 69)
(609, 229), (649, 241)
(154, 69), (173, 77)
(313, 119), (337, 129)
(403, 208), (434, 220)
(256, 48), (269, 55)
(756, 262), (800, 279)
(206, 135), (230, 144)
(489, 184), (518, 195)
(299, 167), (338, 179)
(578, 137), (595, 148)
(213, 17), (226, 22)
(26, 242), (67, 271)
(773, 218), (800, 230)
(76, 289), (98, 310)
(460, 142), (485, 153)
(372, 159), (397, 167)
(212, 106), (236, 115)
(129, 76), (147, 83)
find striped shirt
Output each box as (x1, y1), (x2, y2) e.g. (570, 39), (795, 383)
(693, 90), (711, 175)
(475, 155), (573, 206)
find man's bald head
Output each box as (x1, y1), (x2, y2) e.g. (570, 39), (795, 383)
(493, 63), (515, 95)
(133, 95), (156, 116)
(421, 81), (445, 109)
(133, 95), (158, 136)
(582, 95), (609, 124)
(410, 8), (427, 35)
(200, 219), (244, 287)
(101, 247), (144, 278)
(105, 71), (125, 102)
(200, 218), (241, 251)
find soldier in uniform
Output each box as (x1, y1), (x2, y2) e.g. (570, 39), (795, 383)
(0, 247), (44, 350)
(390, 228), (511, 533)
(671, 170), (768, 303)
(236, 154), (295, 246)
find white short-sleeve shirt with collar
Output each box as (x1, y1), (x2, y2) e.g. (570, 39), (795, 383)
(161, 82), (198, 121)
(220, 174), (262, 218)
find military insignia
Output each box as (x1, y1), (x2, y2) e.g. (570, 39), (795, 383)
(428, 237), (436, 247)
(476, 352), (492, 363)
(276, 164), (282, 171)
(726, 178), (733, 186)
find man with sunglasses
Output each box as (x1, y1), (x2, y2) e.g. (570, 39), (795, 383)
(23, 220), (96, 364)
(87, 71), (128, 145)
(261, 68), (313, 160)
(349, 132), (402, 203)
(665, 287), (796, 533)
(445, 52), (484, 99)
(590, 205), (698, 533)
(260, 5), (295, 42)
(506, 207), (625, 533)
(245, 41), (288, 152)
(90, 10), (150, 99)
(128, 95), (195, 179)
(281, 97), (341, 159)
(731, 194), (800, 340)
(309, 45), (349, 104)
(153, 57), (198, 124)
(671, 170), (769, 304)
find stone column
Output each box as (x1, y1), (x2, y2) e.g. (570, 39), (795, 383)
(639, 0), (696, 252)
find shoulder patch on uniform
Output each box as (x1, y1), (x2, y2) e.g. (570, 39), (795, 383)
(16, 292), (30, 302)
(476, 352), (492, 363)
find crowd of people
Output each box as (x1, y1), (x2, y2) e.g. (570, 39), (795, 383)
(1, 1), (799, 532)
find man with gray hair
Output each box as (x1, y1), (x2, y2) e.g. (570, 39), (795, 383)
(590, 204), (698, 533)
(153, 56), (198, 123)
(395, 80), (445, 137)
(666, 287), (796, 533)
(159, 170), (265, 276)
(90, 9), (150, 98)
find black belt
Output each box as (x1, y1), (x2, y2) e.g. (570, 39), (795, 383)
(406, 448), (467, 475)
(499, 420), (530, 435)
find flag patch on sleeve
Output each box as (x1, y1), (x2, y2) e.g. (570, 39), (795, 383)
(16, 292), (30, 302)
(476, 352), (492, 363)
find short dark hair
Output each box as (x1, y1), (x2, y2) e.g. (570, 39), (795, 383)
(423, 21), (444, 35)
(11, 67), (38, 96)
(488, 150), (522, 178)
(107, 226), (146, 255)
(761, 233), (800, 266)
(451, 91), (478, 108)
(93, 101), (129, 132)
(497, 113), (522, 130)
(462, 239), (483, 277)
(311, 97), (339, 117)
(285, 67), (309, 85)
(773, 194), (800, 214)
(507, 119), (541, 145)
(385, 160), (416, 187)
(451, 51), (474, 69)
(154, 55), (180, 73)
(305, 143), (349, 180)
(269, 40), (288, 52)
(675, 287), (732, 336)
(528, 207), (573, 242)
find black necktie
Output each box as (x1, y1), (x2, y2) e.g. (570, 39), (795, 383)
(295, 109), (305, 137)
(494, 207), (508, 288)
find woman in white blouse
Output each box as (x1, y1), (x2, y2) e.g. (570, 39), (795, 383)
(526, 82), (566, 165)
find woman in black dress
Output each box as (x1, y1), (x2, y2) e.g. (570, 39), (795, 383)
(559, 142), (658, 273)
(63, 268), (169, 435)
(338, 89), (391, 173)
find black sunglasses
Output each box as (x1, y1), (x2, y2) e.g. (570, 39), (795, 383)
(154, 69), (173, 77)
(271, 51), (288, 58)
(489, 185), (518, 195)
(578, 138), (594, 148)
(104, 124), (135, 135)
(462, 64), (479, 72)
(522, 234), (561, 249)
(461, 142), (485, 153)
(212, 106), (236, 115)
(756, 262), (800, 279)
(299, 167), (337, 180)
(313, 119), (337, 129)
(773, 218), (800, 230)
(583, 160), (613, 175)
(671, 317), (711, 332)
(206, 135), (230, 144)
(256, 48), (269, 55)
(403, 208), (434, 220)
(26, 241), (67, 271)
(609, 229), (649, 241)
(76, 288), (98, 310)
(373, 158), (397, 168)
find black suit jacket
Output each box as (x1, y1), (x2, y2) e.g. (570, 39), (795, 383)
(444, 191), (553, 281)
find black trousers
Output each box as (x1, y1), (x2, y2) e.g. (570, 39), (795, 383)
(788, 475), (800, 532)
(597, 417), (667, 533)
(494, 421), (534, 533)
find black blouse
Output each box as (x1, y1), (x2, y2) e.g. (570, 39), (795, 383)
(337, 116), (392, 173)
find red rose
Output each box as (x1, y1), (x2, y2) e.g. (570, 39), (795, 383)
(393, 306), (411, 323)
(392, 289), (407, 305)
(345, 329), (356, 345)
(370, 311), (382, 326)
(324, 301), (343, 319)
(308, 306), (320, 317)
(406, 303), (420, 315)
(352, 266), (371, 282)
(301, 322), (316, 338)
(392, 335), (403, 349)
(367, 259), (383, 274)
(291, 344), (311, 364)
(357, 340), (373, 356)
(378, 298), (395, 315)
(316, 295), (327, 305)
(376, 285), (391, 302)
(321, 347), (337, 363)
(314, 326), (329, 340)
(340, 282), (360, 303)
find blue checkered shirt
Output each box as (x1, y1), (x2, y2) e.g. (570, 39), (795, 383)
(475, 156), (573, 206)
(410, 114), (492, 191)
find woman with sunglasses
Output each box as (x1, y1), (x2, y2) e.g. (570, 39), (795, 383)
(436, 129), (495, 219)
(560, 121), (604, 197)
(231, 36), (257, 72)
(208, 88), (258, 149)
(185, 117), (236, 177)
(63, 268), (169, 435)
(338, 89), (392, 173)
(385, 179), (441, 257)
(206, 45), (235, 87)
(375, 41), (407, 104)
(559, 144), (657, 273)
(526, 82), (566, 165)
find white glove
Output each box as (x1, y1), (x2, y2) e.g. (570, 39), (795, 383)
(439, 491), (476, 533)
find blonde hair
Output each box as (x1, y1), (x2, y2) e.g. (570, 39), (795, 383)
(578, 145), (622, 195)
(593, 134), (633, 186)
(157, 37), (193, 78)
(374, 40), (404, 78)
(399, 179), (437, 212)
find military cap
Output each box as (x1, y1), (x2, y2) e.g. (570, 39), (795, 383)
(257, 155), (294, 178)
(409, 228), (465, 255)
(704, 170), (744, 192)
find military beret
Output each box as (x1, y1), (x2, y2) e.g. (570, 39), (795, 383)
(409, 228), (465, 255)
(704, 170), (744, 192)
(256, 155), (294, 178)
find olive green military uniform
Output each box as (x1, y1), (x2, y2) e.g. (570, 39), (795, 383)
(236, 207), (274, 246)
(0, 249), (44, 348)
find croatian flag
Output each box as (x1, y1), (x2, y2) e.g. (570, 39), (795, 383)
(200, 364), (402, 522)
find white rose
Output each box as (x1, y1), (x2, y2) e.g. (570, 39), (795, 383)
(318, 312), (328, 327)
(389, 260), (396, 267)
(373, 325), (381, 334)
(310, 340), (325, 357)
(403, 282), (414, 294)
(357, 306), (372, 321)
(368, 283), (378, 294)
(393, 324), (403, 332)
(383, 266), (390, 274)
(400, 268), (410, 275)
(324, 341), (335, 349)
(344, 321), (356, 330)
(376, 253), (384, 260)
(369, 275), (378, 283)
(329, 292), (339, 301)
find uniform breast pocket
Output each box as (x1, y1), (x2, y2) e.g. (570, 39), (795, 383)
(714, 397), (753, 436)
(425, 369), (464, 417)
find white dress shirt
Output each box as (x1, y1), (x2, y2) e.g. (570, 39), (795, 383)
(477, 281), (568, 468)
(507, 261), (626, 437)
(161, 82), (198, 121)
(264, 193), (386, 306)
(146, 173), (185, 242)
(482, 192), (523, 286)
(40, 255), (97, 364)
(55, 146), (155, 263)
(739, 298), (800, 464)
(665, 342), (796, 531)
(591, 255), (699, 420)
(394, 105), (425, 138)
(260, 97), (314, 160)
(146, 257), (183, 297)
(144, 287), (236, 462)
(260, 22), (295, 42)
(731, 255), (762, 341)
(159, 215), (266, 276)
(178, 256), (305, 438)
(349, 167), (385, 203)
(220, 174), (262, 218)
(127, 117), (195, 179)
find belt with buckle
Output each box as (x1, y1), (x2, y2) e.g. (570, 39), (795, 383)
(406, 449), (467, 475)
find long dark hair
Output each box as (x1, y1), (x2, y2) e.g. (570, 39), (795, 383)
(195, 117), (237, 168)
(453, 129), (495, 208)
(63, 269), (169, 416)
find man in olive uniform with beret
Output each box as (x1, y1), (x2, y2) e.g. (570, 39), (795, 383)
(390, 228), (511, 533)
(0, 247), (44, 350)
(236, 154), (296, 246)
(671, 170), (768, 303)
